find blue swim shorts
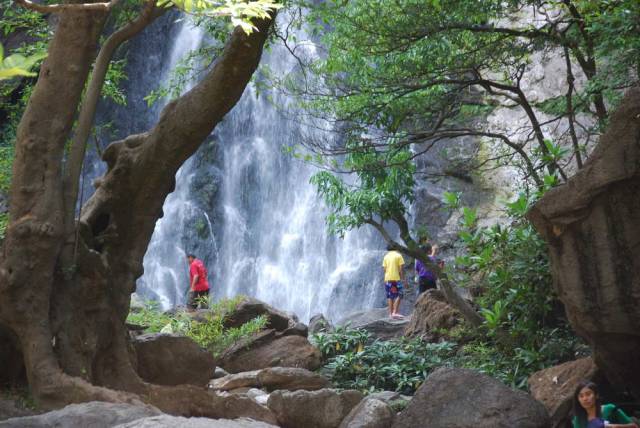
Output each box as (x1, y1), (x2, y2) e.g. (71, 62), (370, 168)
(385, 281), (403, 300)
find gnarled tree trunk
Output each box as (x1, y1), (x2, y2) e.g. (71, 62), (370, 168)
(528, 87), (640, 398)
(0, 6), (111, 406)
(0, 2), (274, 415)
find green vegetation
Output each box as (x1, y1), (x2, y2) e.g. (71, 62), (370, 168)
(457, 329), (583, 389)
(308, 140), (582, 390)
(293, 0), (639, 180)
(0, 1), (50, 195)
(313, 320), (581, 395)
(310, 143), (415, 238)
(311, 328), (457, 395)
(448, 192), (585, 388)
(0, 212), (9, 241)
(452, 193), (555, 347)
(325, 339), (456, 395)
(311, 325), (370, 358)
(164, 0), (281, 34)
(311, 185), (586, 393)
(127, 296), (268, 356)
(0, 43), (46, 81)
(293, 0), (631, 394)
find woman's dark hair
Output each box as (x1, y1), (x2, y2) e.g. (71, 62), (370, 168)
(573, 381), (602, 426)
(422, 243), (433, 254)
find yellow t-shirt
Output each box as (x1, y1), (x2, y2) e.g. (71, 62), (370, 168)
(383, 250), (405, 282)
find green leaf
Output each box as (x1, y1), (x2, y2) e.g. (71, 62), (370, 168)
(0, 44), (46, 81)
(0, 67), (36, 79)
(443, 191), (461, 209)
(462, 207), (477, 228)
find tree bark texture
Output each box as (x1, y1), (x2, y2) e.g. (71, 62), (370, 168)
(0, 6), (109, 405)
(528, 87), (640, 398)
(0, 3), (274, 414)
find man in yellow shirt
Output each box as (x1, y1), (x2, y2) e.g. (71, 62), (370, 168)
(382, 245), (405, 319)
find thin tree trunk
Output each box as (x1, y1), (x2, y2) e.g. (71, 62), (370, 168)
(61, 0), (166, 273)
(563, 45), (583, 169)
(561, 0), (608, 123)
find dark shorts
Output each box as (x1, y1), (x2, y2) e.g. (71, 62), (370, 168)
(418, 277), (437, 294)
(187, 289), (209, 309)
(385, 281), (403, 300)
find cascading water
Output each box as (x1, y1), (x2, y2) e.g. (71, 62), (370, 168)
(134, 19), (211, 310)
(135, 15), (386, 322)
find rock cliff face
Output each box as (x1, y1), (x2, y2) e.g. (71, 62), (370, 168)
(528, 87), (640, 399)
(411, 41), (596, 259)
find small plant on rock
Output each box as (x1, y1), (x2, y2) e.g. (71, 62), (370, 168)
(127, 296), (267, 357)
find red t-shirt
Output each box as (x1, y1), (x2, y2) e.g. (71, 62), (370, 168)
(189, 259), (210, 291)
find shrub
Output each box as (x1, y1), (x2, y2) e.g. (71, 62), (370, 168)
(126, 296), (267, 357)
(126, 300), (174, 333)
(447, 192), (584, 388)
(312, 328), (456, 394)
(311, 326), (371, 359)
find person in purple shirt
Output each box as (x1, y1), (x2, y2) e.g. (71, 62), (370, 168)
(415, 243), (438, 294)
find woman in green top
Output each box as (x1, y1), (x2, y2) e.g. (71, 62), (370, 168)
(572, 381), (638, 428)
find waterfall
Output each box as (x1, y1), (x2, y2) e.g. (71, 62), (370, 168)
(132, 15), (385, 322)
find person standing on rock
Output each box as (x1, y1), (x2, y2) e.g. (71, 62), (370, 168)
(415, 242), (438, 294)
(187, 253), (210, 311)
(383, 244), (405, 319)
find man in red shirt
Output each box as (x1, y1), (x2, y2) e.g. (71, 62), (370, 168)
(186, 254), (210, 310)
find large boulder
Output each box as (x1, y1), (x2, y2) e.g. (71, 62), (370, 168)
(223, 297), (297, 332)
(0, 402), (161, 428)
(209, 367), (330, 392)
(403, 289), (462, 339)
(528, 357), (599, 428)
(114, 415), (278, 427)
(257, 367), (331, 392)
(527, 87), (640, 398)
(151, 389), (276, 424)
(218, 331), (322, 373)
(392, 367), (550, 428)
(337, 308), (407, 341)
(131, 333), (215, 386)
(338, 398), (395, 428)
(209, 370), (261, 391)
(204, 391), (278, 424)
(267, 388), (363, 428)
